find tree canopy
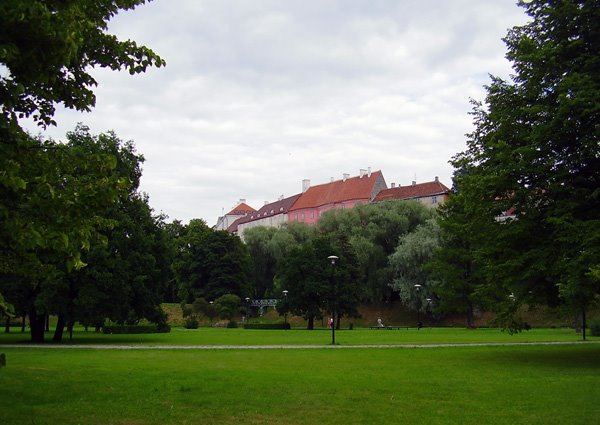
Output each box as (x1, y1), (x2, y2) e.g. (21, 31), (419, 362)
(446, 0), (600, 332)
(0, 0), (165, 128)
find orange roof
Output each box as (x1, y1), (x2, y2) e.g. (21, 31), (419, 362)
(374, 180), (450, 202)
(227, 202), (256, 216)
(290, 171), (385, 211)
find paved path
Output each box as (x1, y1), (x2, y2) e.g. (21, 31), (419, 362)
(2, 341), (598, 350)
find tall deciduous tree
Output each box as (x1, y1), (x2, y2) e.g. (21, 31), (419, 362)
(176, 220), (252, 303)
(277, 236), (359, 330)
(0, 0), (164, 338)
(451, 0), (600, 334)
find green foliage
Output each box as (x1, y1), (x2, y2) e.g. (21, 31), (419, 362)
(0, 0), (165, 343)
(226, 320), (238, 328)
(0, 0), (165, 128)
(0, 126), (169, 342)
(176, 221), (252, 302)
(214, 294), (241, 321)
(442, 0), (600, 331)
(389, 219), (441, 312)
(276, 236), (360, 329)
(317, 201), (437, 303)
(102, 324), (171, 334)
(243, 227), (279, 298)
(184, 317), (199, 329)
(590, 317), (600, 337)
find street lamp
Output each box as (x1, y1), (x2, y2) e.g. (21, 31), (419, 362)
(282, 290), (289, 329)
(414, 284), (422, 329)
(209, 301), (214, 327)
(426, 298), (432, 326)
(245, 297), (250, 324)
(327, 255), (339, 345)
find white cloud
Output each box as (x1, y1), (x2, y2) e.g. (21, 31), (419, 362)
(21, 0), (528, 225)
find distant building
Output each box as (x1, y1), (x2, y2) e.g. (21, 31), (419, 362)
(373, 177), (450, 207)
(230, 193), (302, 240)
(288, 168), (387, 224)
(213, 199), (256, 231)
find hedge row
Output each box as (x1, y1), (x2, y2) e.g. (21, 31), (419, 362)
(102, 324), (171, 334)
(244, 323), (291, 330)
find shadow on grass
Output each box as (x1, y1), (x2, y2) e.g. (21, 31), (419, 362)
(475, 344), (600, 370)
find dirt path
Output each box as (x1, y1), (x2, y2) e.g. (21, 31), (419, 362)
(2, 341), (598, 350)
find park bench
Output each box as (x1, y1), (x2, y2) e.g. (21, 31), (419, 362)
(369, 326), (410, 330)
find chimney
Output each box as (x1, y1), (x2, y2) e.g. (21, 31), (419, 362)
(264, 201), (269, 206)
(330, 177), (334, 183)
(302, 179), (310, 193)
(412, 181), (416, 186)
(367, 167), (372, 177)
(343, 173), (350, 182)
(391, 182), (396, 188)
(359, 169), (367, 178)
(278, 194), (284, 201)
(435, 176), (439, 182)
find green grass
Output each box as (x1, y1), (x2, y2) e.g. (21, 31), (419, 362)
(1, 344), (599, 424)
(0, 326), (595, 346)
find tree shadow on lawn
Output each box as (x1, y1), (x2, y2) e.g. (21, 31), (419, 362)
(474, 344), (600, 370)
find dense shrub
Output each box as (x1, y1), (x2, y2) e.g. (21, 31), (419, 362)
(184, 318), (199, 329)
(244, 323), (291, 330)
(227, 320), (238, 328)
(590, 317), (600, 337)
(102, 324), (171, 334)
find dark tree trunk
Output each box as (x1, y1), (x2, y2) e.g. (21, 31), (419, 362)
(45, 314), (50, 331)
(4, 317), (9, 333)
(307, 316), (314, 330)
(582, 307), (587, 341)
(29, 308), (46, 343)
(21, 315), (26, 333)
(466, 303), (476, 329)
(68, 320), (74, 341)
(53, 314), (65, 342)
(336, 315), (341, 330)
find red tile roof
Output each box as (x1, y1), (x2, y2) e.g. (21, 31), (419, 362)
(227, 202), (256, 216)
(227, 194), (302, 233)
(374, 180), (450, 202)
(290, 171), (385, 211)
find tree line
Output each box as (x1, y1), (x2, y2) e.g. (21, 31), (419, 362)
(1, 0), (598, 340)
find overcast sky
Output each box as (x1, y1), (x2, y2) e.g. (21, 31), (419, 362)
(23, 0), (528, 226)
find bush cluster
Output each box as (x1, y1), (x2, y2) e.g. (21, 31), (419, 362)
(227, 320), (238, 328)
(102, 324), (171, 334)
(244, 323), (291, 330)
(184, 318), (199, 329)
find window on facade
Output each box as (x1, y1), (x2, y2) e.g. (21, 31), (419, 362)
(310, 212), (314, 219)
(431, 196), (437, 204)
(301, 213), (305, 221)
(294, 213), (298, 220)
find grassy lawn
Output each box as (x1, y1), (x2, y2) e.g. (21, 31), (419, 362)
(0, 343), (599, 425)
(0, 326), (595, 346)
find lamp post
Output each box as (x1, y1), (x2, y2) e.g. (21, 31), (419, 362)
(414, 284), (422, 329)
(245, 297), (250, 324)
(426, 298), (432, 326)
(327, 255), (339, 345)
(282, 290), (289, 329)
(209, 301), (214, 327)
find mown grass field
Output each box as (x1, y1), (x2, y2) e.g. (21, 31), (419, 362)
(0, 326), (594, 346)
(1, 340), (599, 425)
